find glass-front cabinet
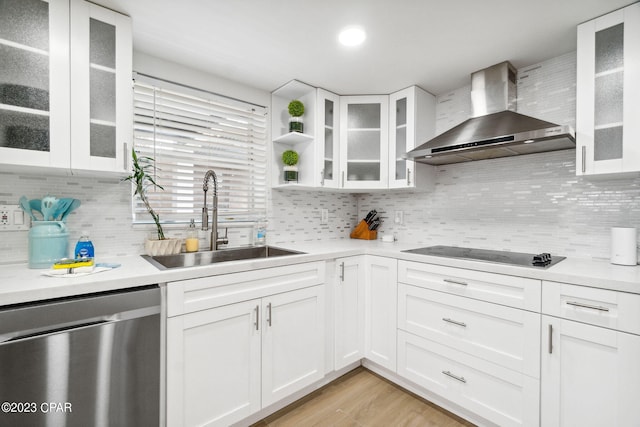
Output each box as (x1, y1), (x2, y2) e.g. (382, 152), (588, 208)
(70, 0), (132, 174)
(0, 0), (70, 169)
(389, 86), (436, 189)
(340, 95), (389, 190)
(0, 0), (131, 175)
(270, 81), (435, 191)
(577, 3), (640, 177)
(316, 89), (340, 188)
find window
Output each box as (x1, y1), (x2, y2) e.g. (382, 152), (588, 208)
(132, 74), (267, 225)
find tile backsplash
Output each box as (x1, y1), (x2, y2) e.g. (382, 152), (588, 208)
(359, 52), (639, 260)
(2, 51), (639, 263)
(0, 171), (358, 264)
(359, 149), (640, 260)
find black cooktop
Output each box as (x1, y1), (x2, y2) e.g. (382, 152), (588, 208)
(402, 245), (565, 268)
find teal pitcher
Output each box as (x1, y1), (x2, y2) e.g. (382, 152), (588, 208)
(28, 221), (69, 269)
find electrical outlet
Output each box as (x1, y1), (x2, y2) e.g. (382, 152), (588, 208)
(394, 210), (404, 225)
(321, 208), (329, 225)
(0, 205), (29, 231)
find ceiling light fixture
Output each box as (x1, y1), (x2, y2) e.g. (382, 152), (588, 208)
(338, 26), (366, 47)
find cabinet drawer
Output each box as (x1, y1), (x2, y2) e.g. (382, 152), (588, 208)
(398, 330), (539, 427)
(398, 261), (541, 311)
(398, 284), (540, 378)
(542, 281), (640, 335)
(167, 262), (325, 317)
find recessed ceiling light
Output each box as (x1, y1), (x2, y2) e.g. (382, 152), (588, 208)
(338, 26), (366, 47)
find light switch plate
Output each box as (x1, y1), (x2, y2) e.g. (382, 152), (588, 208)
(394, 210), (404, 225)
(0, 205), (29, 231)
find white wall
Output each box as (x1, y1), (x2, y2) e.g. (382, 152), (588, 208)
(2, 51), (638, 263)
(0, 51), (356, 264)
(358, 52), (640, 260)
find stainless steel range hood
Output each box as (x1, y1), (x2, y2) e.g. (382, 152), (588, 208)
(406, 61), (575, 165)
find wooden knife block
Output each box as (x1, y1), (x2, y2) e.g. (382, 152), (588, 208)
(350, 220), (378, 240)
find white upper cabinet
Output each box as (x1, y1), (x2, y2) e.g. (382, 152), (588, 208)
(316, 88), (340, 188)
(0, 0), (132, 175)
(340, 95), (389, 190)
(271, 81), (435, 191)
(0, 0), (70, 170)
(70, 0), (132, 174)
(388, 86), (436, 189)
(576, 3), (640, 177)
(271, 80), (318, 188)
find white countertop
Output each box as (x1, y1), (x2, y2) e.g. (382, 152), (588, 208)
(1, 239), (639, 306)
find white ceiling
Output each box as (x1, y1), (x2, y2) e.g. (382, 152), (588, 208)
(94, 0), (634, 96)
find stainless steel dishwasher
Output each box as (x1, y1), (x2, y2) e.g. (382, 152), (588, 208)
(0, 285), (161, 427)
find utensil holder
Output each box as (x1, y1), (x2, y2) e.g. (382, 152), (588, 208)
(350, 220), (378, 240)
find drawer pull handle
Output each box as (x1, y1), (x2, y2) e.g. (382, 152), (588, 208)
(443, 278), (468, 286)
(442, 318), (467, 327)
(442, 370), (466, 383)
(566, 301), (610, 312)
(548, 324), (553, 354)
(254, 305), (260, 331)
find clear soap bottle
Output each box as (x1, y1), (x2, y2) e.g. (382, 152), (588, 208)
(255, 218), (266, 246)
(185, 219), (199, 252)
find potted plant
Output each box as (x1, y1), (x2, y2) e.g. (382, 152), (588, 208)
(123, 149), (182, 256)
(282, 149), (299, 183)
(288, 100), (305, 133)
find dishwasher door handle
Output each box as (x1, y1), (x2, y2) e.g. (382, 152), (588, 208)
(0, 305), (160, 344)
(0, 319), (110, 344)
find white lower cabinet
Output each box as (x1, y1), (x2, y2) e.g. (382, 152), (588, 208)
(396, 261), (541, 426)
(541, 315), (640, 427)
(334, 256), (365, 369)
(261, 286), (325, 407)
(398, 330), (540, 427)
(167, 300), (261, 427)
(541, 280), (640, 427)
(398, 283), (540, 377)
(364, 256), (398, 371)
(166, 262), (325, 427)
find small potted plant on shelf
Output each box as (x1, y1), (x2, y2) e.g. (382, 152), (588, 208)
(282, 149), (299, 183)
(288, 100), (305, 133)
(123, 149), (182, 256)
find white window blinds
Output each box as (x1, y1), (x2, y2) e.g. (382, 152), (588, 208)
(132, 75), (268, 224)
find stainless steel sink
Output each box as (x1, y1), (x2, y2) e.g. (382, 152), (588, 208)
(142, 245), (305, 270)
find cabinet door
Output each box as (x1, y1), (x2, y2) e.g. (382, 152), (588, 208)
(576, 3), (640, 176)
(334, 256), (365, 369)
(262, 285), (325, 407)
(0, 0), (70, 169)
(70, 0), (132, 174)
(398, 330), (540, 427)
(541, 315), (640, 426)
(389, 86), (436, 189)
(166, 299), (261, 427)
(339, 95), (389, 189)
(316, 88), (340, 188)
(398, 283), (540, 377)
(365, 256), (398, 371)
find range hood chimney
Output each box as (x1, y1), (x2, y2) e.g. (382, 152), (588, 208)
(406, 61), (575, 165)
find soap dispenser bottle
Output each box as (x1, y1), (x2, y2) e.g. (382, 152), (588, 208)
(186, 219), (199, 252)
(74, 231), (95, 259)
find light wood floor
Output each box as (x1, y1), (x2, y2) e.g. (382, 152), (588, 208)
(252, 368), (476, 427)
